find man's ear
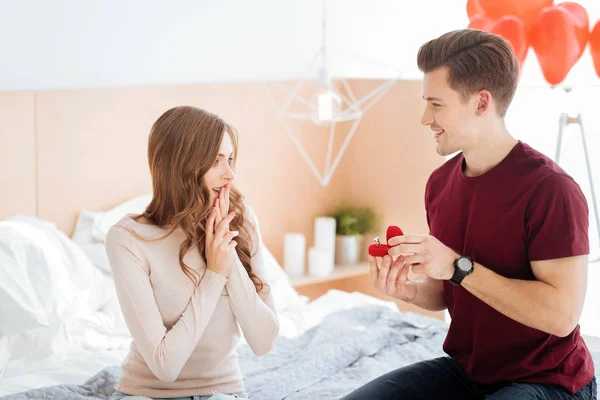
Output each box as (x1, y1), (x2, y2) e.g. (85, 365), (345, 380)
(475, 90), (492, 115)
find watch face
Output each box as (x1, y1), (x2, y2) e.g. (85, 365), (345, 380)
(457, 257), (472, 271)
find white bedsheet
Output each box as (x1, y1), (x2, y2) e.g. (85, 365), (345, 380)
(0, 298), (129, 397)
(0, 290), (398, 397)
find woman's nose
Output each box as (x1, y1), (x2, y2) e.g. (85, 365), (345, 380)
(223, 165), (234, 181)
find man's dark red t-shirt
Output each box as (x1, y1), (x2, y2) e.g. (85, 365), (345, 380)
(425, 141), (594, 393)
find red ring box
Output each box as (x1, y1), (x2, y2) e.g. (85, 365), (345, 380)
(368, 225), (404, 257)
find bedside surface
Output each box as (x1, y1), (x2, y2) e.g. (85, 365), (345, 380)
(290, 263), (370, 287)
(289, 262), (446, 321)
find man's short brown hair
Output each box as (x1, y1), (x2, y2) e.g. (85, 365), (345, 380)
(417, 29), (519, 117)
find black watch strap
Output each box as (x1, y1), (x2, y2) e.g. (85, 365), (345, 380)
(450, 256), (474, 286)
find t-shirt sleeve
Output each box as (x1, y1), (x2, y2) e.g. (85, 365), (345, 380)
(425, 174), (433, 233)
(526, 173), (589, 261)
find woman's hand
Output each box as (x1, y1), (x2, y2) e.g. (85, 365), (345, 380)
(205, 206), (238, 278)
(214, 183), (231, 229)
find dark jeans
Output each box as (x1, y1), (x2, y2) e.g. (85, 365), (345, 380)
(341, 357), (597, 400)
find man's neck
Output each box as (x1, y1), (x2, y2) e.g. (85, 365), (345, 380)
(462, 123), (517, 177)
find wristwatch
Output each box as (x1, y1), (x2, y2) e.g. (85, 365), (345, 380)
(449, 255), (474, 286)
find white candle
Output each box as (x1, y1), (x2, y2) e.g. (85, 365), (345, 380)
(308, 247), (334, 278)
(314, 217), (336, 266)
(283, 233), (306, 278)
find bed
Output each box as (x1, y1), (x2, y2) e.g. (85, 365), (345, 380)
(0, 199), (455, 400)
(0, 292), (449, 400)
(2, 208), (600, 400)
(6, 192), (600, 400)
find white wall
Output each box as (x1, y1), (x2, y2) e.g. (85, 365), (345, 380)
(2, 0), (600, 333)
(0, 0), (324, 91)
(2, 0), (600, 91)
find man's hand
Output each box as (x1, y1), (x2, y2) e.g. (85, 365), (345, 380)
(370, 255), (417, 302)
(387, 234), (459, 280)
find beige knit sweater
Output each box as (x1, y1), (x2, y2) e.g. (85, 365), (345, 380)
(105, 207), (278, 398)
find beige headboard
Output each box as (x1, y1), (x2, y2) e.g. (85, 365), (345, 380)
(35, 87), (156, 234)
(0, 80), (441, 263)
(0, 92), (36, 219)
(0, 82), (347, 261)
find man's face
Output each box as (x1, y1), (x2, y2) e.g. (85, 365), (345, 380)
(421, 67), (479, 156)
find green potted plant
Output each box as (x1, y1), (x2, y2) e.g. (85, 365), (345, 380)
(328, 204), (378, 265)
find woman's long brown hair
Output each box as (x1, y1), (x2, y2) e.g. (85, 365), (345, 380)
(140, 106), (264, 292)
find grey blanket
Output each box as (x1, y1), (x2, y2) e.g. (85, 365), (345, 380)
(1, 306), (447, 399)
(0, 305), (512, 399)
(238, 306), (447, 399)
(6, 305), (600, 400)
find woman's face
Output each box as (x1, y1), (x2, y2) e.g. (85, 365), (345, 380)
(203, 132), (235, 204)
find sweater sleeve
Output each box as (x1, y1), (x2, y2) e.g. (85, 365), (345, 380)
(105, 226), (227, 382)
(225, 207), (279, 355)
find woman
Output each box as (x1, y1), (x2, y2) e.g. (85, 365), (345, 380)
(106, 106), (279, 400)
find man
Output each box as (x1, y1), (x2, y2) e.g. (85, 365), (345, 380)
(343, 29), (596, 400)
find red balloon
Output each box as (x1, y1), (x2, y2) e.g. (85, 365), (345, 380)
(530, 5), (585, 85)
(557, 2), (590, 59)
(559, 2), (589, 26)
(591, 21), (600, 78)
(467, 0), (483, 19)
(468, 14), (495, 31)
(477, 0), (553, 29)
(468, 15), (529, 68)
(490, 16), (529, 67)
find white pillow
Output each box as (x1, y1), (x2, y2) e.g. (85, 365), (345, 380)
(261, 244), (292, 283)
(0, 226), (49, 335)
(71, 194), (152, 273)
(72, 211), (111, 274)
(0, 228), (48, 336)
(71, 209), (96, 247)
(1, 216), (115, 323)
(261, 246), (309, 311)
(91, 194), (152, 242)
(0, 216), (121, 373)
